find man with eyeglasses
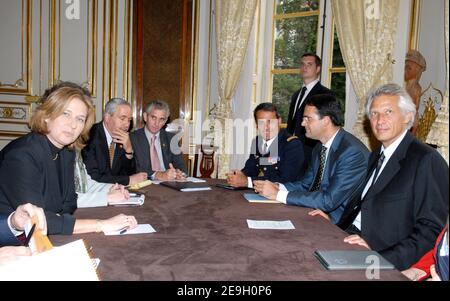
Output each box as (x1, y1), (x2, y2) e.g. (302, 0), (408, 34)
(286, 53), (335, 167)
(253, 94), (369, 224)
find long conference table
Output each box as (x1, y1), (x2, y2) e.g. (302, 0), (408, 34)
(50, 179), (407, 281)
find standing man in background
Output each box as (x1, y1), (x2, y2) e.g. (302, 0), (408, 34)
(286, 53), (335, 166)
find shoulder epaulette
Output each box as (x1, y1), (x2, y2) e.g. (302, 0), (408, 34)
(287, 136), (298, 142)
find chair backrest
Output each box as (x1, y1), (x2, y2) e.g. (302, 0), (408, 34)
(416, 83), (443, 142)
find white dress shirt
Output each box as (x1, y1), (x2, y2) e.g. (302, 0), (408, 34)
(7, 213), (23, 236)
(144, 127), (166, 180)
(102, 122), (113, 148)
(276, 129), (340, 203)
(352, 130), (409, 230)
(292, 79), (319, 117)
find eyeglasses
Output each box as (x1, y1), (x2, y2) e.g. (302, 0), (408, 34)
(302, 116), (321, 123)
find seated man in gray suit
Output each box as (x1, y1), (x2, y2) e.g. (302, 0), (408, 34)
(253, 94), (369, 224)
(130, 100), (188, 181)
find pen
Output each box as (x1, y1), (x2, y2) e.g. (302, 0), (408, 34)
(119, 228), (128, 235)
(23, 223), (36, 247)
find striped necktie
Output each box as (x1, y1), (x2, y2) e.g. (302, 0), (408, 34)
(310, 145), (327, 192)
(109, 142), (115, 168)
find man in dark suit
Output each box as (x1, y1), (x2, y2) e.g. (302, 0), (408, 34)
(254, 95), (369, 224)
(82, 98), (147, 185)
(286, 53), (335, 165)
(130, 100), (187, 181)
(336, 83), (448, 270)
(226, 103), (304, 188)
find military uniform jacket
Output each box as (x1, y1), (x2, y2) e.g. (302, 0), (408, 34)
(242, 130), (304, 183)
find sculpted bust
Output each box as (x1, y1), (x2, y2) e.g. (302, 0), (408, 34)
(404, 50), (426, 134)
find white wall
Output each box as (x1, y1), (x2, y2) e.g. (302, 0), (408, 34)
(417, 0), (446, 94)
(0, 0), (133, 149)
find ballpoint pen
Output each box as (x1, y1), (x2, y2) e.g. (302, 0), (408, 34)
(23, 223), (36, 247)
(119, 228), (128, 234)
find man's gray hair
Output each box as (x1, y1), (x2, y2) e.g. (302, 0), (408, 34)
(365, 83), (417, 129)
(144, 100), (170, 117)
(104, 98), (131, 115)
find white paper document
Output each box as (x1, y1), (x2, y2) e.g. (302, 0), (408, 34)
(104, 223), (156, 236)
(186, 177), (206, 183)
(152, 177), (206, 185)
(246, 219), (295, 230)
(110, 194), (145, 206)
(0, 239), (99, 281)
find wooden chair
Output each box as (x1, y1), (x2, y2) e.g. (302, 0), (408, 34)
(192, 144), (218, 178)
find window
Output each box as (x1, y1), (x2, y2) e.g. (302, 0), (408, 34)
(271, 0), (320, 122)
(329, 22), (346, 119)
(270, 0), (346, 125)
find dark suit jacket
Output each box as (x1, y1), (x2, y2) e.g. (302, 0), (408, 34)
(0, 214), (20, 247)
(242, 130), (305, 183)
(130, 128), (188, 175)
(286, 82), (335, 163)
(338, 132), (448, 270)
(283, 129), (369, 224)
(82, 122), (136, 185)
(0, 132), (77, 235)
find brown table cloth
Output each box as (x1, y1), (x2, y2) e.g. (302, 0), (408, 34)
(50, 179), (407, 281)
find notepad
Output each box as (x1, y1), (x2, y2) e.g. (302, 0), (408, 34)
(104, 224), (156, 236)
(314, 250), (395, 270)
(109, 194), (145, 206)
(152, 177), (206, 185)
(247, 219), (295, 230)
(0, 239), (99, 281)
(243, 193), (279, 203)
(216, 183), (248, 190)
(127, 179), (152, 190)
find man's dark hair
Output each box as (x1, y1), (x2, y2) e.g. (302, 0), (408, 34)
(253, 102), (280, 122)
(305, 94), (343, 126)
(301, 53), (322, 67)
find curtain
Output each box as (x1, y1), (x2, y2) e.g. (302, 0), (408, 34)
(214, 0), (257, 178)
(426, 0), (449, 163)
(332, 0), (399, 147)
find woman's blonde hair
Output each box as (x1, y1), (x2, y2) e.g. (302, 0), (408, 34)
(30, 83), (95, 150)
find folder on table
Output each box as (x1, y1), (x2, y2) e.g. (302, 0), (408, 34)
(243, 193), (279, 203)
(314, 250), (395, 270)
(161, 181), (211, 192)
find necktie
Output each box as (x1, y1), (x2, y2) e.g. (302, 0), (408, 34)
(310, 145), (327, 192)
(150, 135), (161, 171)
(293, 86), (307, 117)
(291, 86), (308, 135)
(370, 152), (385, 187)
(108, 142), (115, 168)
(262, 142), (269, 155)
(337, 151), (385, 230)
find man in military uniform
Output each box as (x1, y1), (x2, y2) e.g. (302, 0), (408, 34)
(227, 103), (305, 188)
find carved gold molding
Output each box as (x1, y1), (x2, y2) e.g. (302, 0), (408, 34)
(0, 101), (31, 125)
(408, 0), (421, 51)
(0, 130), (29, 138)
(0, 0), (32, 95)
(49, 0), (97, 97)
